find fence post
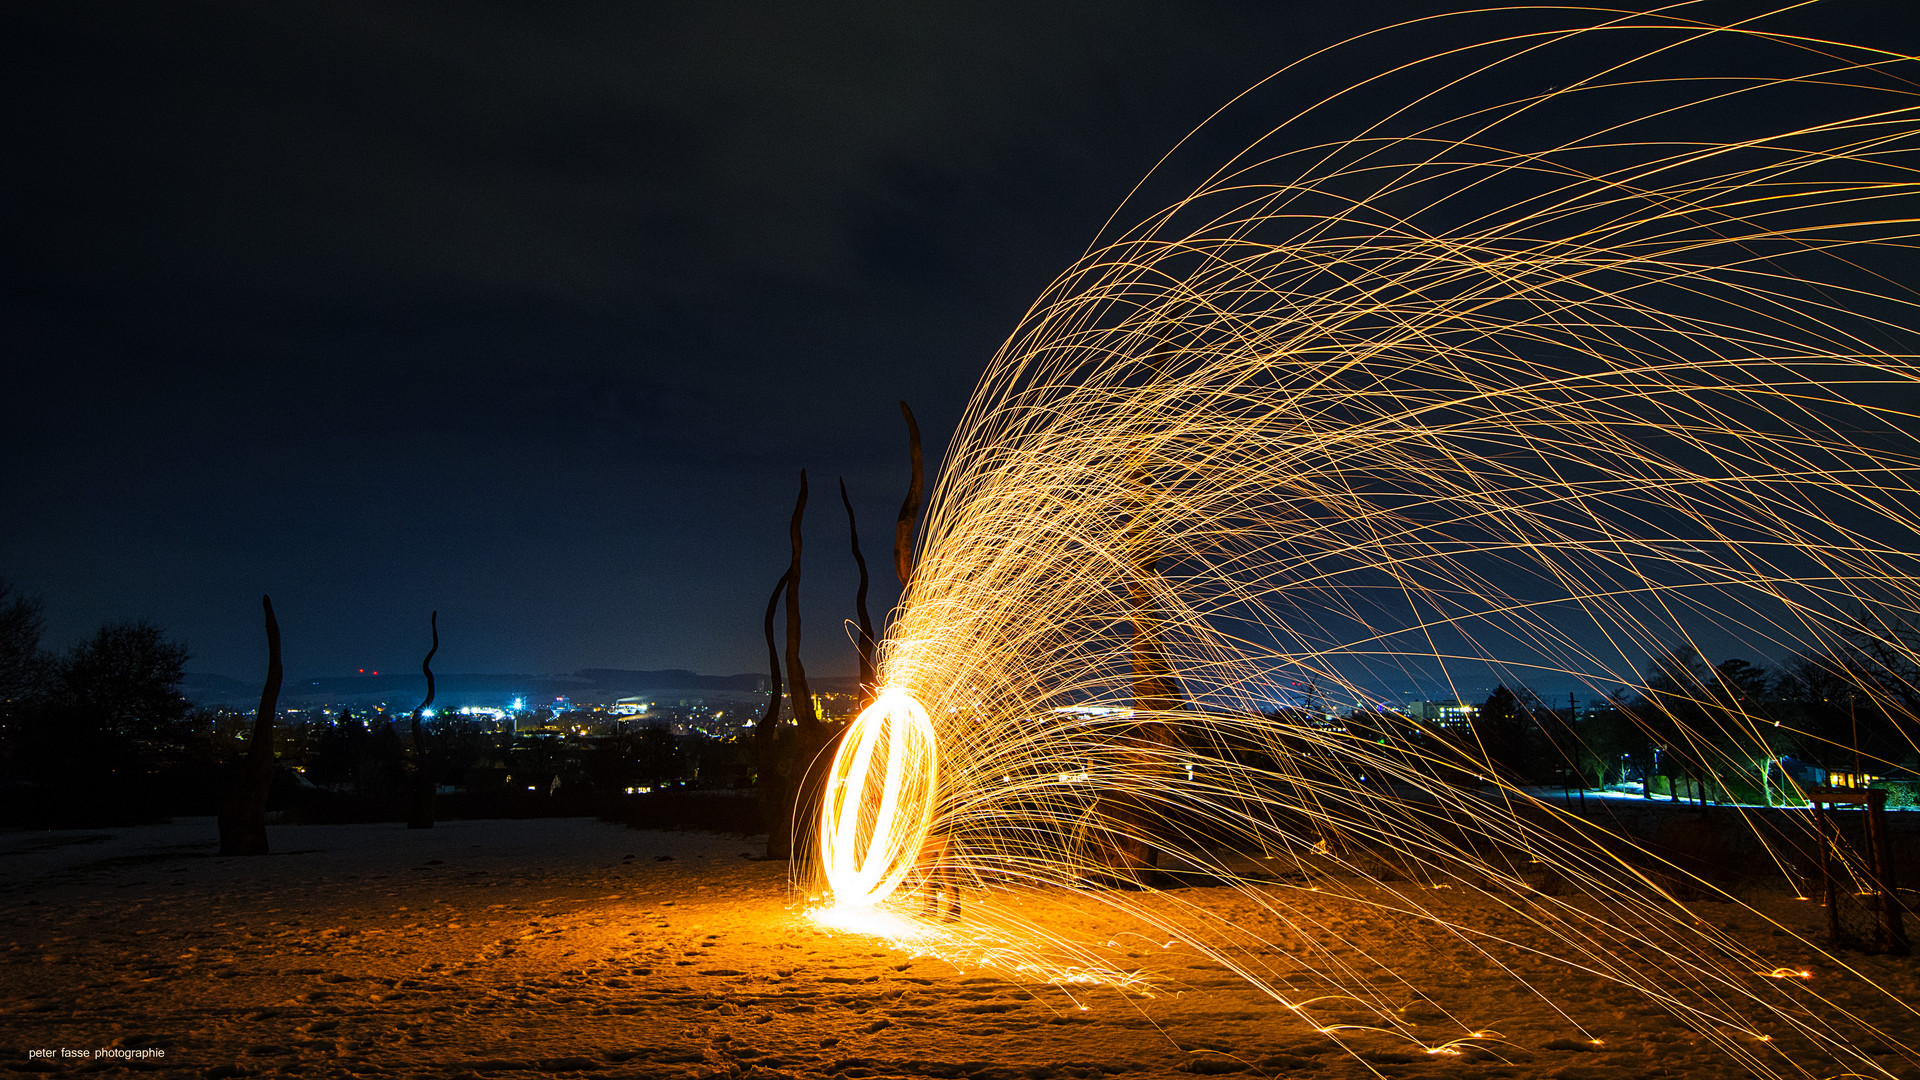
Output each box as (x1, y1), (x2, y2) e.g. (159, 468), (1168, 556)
(1864, 789), (1909, 954)
(1815, 792), (1841, 946)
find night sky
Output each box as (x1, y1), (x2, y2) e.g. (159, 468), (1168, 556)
(6, 1), (1917, 687)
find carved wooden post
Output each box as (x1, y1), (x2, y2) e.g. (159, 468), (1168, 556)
(786, 471), (815, 728)
(895, 402), (923, 587)
(778, 472), (832, 862)
(218, 595), (281, 856)
(841, 478), (876, 699)
(1865, 789), (1909, 954)
(407, 611), (439, 830)
(756, 570), (791, 859)
(1096, 355), (1179, 887)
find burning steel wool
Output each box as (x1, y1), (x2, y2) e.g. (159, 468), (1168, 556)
(815, 8), (1920, 1078)
(819, 688), (941, 910)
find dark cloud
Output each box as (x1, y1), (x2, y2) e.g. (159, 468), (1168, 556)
(6, 1), (1288, 300)
(5, 0), (1914, 681)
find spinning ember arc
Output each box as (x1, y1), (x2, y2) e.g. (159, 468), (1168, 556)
(820, 687), (940, 908)
(817, 7), (1920, 1076)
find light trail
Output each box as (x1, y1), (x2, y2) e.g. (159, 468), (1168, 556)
(819, 687), (940, 909)
(812, 6), (1920, 1076)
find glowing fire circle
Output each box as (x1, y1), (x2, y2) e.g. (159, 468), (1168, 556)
(819, 687), (939, 908)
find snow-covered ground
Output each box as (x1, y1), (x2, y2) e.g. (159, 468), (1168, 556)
(2, 818), (1916, 1079)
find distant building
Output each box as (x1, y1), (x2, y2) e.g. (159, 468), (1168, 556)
(1406, 699), (1479, 727)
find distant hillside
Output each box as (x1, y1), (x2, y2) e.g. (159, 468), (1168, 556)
(180, 668), (776, 708)
(574, 669), (767, 694)
(180, 672), (256, 700)
(808, 675), (863, 695)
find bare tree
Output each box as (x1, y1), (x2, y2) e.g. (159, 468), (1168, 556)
(0, 579), (47, 767)
(407, 611), (439, 830)
(0, 579), (46, 705)
(218, 595), (281, 856)
(1841, 605), (1920, 713)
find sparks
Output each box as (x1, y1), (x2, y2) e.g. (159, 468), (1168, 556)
(808, 10), (1920, 1076)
